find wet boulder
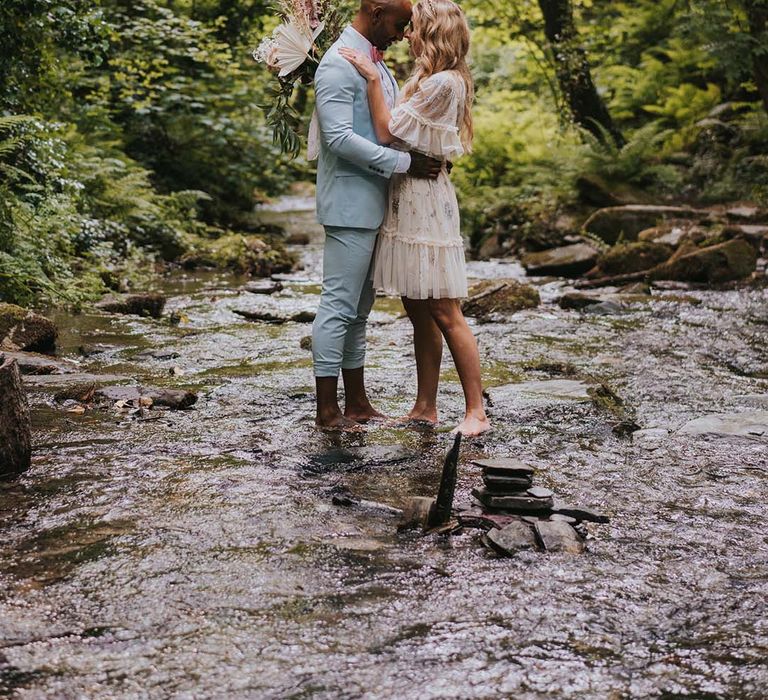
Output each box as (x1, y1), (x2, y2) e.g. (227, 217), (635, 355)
(0, 303), (57, 353)
(0, 355), (32, 479)
(650, 238), (757, 284)
(583, 205), (713, 245)
(533, 520), (585, 554)
(462, 279), (540, 320)
(521, 243), (599, 277)
(96, 293), (166, 319)
(591, 241), (673, 277)
(1, 351), (78, 375)
(484, 520), (538, 555)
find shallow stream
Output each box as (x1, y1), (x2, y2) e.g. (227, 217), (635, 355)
(1, 201), (767, 698)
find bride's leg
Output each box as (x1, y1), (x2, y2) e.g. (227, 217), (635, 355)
(427, 298), (490, 436)
(402, 296), (442, 424)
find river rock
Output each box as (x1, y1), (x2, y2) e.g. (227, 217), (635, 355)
(533, 520), (585, 554)
(484, 521), (538, 555)
(550, 503), (610, 523)
(398, 497), (436, 530)
(650, 239), (757, 284)
(725, 205), (766, 221)
(583, 205), (714, 245)
(472, 487), (554, 513)
(135, 349), (181, 361)
(638, 223), (708, 248)
(678, 411), (768, 439)
(557, 292), (606, 310)
(483, 474), (534, 492)
(461, 279), (540, 319)
(0, 356), (31, 479)
(96, 293), (166, 319)
(1, 351), (78, 375)
(234, 309), (315, 324)
(0, 303), (57, 353)
(244, 280), (284, 295)
(592, 241), (673, 276)
(140, 388), (198, 410)
(521, 243), (599, 277)
(472, 458), (535, 477)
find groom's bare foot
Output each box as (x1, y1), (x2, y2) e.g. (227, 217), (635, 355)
(452, 413), (491, 437)
(344, 405), (388, 424)
(316, 411), (364, 432)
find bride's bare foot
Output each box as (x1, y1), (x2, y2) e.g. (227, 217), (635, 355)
(452, 413), (491, 437)
(406, 403), (438, 424)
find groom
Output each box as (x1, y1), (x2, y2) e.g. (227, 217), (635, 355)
(312, 0), (442, 430)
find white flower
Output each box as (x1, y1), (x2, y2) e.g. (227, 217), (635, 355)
(253, 17), (324, 78)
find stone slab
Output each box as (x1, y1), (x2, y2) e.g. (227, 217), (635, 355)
(678, 411), (768, 439)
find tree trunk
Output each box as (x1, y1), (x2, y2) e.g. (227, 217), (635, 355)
(537, 0), (625, 146)
(0, 355), (31, 479)
(746, 1), (768, 117)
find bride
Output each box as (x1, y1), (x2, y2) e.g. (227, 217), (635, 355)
(340, 0), (490, 436)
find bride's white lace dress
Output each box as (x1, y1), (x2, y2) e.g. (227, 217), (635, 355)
(374, 70), (468, 300)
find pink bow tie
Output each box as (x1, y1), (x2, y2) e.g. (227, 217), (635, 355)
(370, 46), (384, 63)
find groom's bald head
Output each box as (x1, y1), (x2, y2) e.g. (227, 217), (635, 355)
(356, 0), (413, 51)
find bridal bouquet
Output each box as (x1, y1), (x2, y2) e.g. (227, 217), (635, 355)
(253, 0), (351, 156)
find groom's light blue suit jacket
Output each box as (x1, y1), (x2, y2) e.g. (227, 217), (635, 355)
(314, 27), (402, 230)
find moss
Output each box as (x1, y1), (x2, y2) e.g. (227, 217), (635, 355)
(651, 238), (757, 283)
(596, 241), (673, 276)
(462, 279), (540, 318)
(180, 233), (297, 277)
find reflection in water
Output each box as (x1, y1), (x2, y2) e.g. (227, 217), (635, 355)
(1, 206), (767, 697)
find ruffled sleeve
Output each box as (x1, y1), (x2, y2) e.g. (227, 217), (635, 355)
(389, 72), (465, 159)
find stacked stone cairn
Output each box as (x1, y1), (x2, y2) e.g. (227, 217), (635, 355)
(457, 458), (609, 556)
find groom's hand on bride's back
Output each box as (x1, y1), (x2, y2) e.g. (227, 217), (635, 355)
(407, 152), (442, 179)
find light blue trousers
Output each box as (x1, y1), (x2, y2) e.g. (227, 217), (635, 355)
(312, 226), (378, 378)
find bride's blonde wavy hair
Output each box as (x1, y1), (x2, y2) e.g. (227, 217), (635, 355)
(401, 0), (474, 151)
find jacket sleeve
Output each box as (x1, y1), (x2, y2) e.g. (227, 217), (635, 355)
(314, 54), (401, 179)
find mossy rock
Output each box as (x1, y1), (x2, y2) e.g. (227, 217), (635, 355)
(594, 241), (673, 276)
(0, 303), (57, 353)
(462, 279), (540, 319)
(650, 238), (757, 284)
(180, 234), (296, 276)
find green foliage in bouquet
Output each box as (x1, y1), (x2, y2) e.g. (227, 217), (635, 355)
(254, 0), (355, 156)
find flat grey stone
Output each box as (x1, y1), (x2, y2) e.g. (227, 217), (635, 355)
(550, 514), (577, 525)
(534, 520), (585, 554)
(678, 411), (768, 439)
(485, 521), (538, 555)
(472, 487), (554, 513)
(551, 503), (610, 523)
(473, 458), (535, 476)
(527, 486), (554, 499)
(483, 474), (533, 492)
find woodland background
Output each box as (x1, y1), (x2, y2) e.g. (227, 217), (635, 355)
(1, 0), (767, 307)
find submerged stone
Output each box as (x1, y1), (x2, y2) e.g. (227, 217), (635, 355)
(1, 351), (77, 375)
(491, 380), (592, 403)
(678, 411), (768, 439)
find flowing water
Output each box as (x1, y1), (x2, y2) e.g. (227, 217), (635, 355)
(1, 201), (767, 699)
